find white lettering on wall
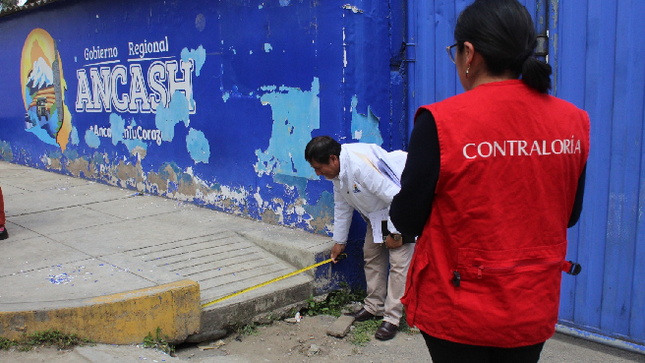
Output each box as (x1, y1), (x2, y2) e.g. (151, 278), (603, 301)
(89, 125), (163, 146)
(84, 46), (119, 61)
(128, 36), (169, 59)
(75, 59), (195, 114)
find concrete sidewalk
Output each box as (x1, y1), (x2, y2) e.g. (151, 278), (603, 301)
(0, 160), (334, 344)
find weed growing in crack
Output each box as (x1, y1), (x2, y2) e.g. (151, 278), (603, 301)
(301, 283), (366, 317)
(142, 327), (175, 356)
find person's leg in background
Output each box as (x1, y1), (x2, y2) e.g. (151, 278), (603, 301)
(0, 185), (7, 240)
(376, 240), (414, 340)
(360, 223), (388, 320)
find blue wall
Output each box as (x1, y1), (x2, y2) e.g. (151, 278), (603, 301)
(0, 0), (407, 247)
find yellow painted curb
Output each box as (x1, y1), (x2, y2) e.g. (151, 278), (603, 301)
(0, 280), (201, 344)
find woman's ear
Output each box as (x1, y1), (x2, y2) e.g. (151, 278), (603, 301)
(462, 41), (475, 65)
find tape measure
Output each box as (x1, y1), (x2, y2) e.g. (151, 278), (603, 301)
(201, 253), (347, 308)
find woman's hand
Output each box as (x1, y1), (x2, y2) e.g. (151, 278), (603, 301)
(385, 234), (403, 249)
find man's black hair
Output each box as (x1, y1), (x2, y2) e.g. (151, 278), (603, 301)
(304, 136), (341, 164)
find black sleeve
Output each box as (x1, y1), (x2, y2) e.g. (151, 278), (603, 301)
(390, 109), (440, 236)
(567, 163), (587, 228)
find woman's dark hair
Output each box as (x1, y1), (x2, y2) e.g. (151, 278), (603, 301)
(455, 0), (552, 93)
(304, 136), (341, 164)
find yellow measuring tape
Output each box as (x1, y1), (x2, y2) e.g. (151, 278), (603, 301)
(201, 253), (347, 308)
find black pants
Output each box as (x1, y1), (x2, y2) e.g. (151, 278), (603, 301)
(422, 332), (545, 363)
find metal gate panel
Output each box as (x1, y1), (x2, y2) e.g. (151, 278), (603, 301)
(555, 0), (645, 349)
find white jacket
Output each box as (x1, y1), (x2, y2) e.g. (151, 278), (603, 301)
(332, 143), (406, 244)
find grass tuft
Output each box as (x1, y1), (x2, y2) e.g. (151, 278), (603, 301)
(301, 283), (366, 317)
(238, 323), (259, 336)
(0, 329), (91, 351)
(349, 319), (382, 346)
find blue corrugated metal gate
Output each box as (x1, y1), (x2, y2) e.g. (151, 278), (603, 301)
(407, 0), (645, 352)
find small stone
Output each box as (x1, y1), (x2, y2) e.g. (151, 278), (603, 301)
(285, 318), (298, 324)
(210, 340), (226, 348)
(326, 315), (355, 338)
(307, 344), (320, 356)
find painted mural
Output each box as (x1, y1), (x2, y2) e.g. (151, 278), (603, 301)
(0, 0), (406, 246)
(21, 28), (73, 151)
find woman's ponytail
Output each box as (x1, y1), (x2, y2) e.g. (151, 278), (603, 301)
(521, 56), (552, 94)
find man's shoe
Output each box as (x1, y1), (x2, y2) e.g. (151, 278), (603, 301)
(349, 308), (378, 322)
(0, 227), (7, 240)
(374, 321), (398, 341)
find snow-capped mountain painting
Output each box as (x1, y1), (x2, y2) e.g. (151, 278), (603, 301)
(26, 57), (53, 91)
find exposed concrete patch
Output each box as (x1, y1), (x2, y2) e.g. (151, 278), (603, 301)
(310, 213), (332, 235)
(0, 280), (201, 344)
(159, 163), (179, 183)
(177, 177), (198, 198)
(302, 191), (334, 234)
(116, 161), (143, 182)
(147, 171), (169, 193)
(67, 157), (90, 177)
(131, 145), (147, 160)
(86, 161), (98, 177)
(262, 208), (280, 225)
(43, 156), (63, 170)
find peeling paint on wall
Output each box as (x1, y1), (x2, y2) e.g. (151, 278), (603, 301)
(303, 190), (334, 235)
(115, 160), (144, 187)
(342, 4), (364, 14)
(0, 141), (14, 161)
(255, 77), (320, 180)
(67, 157), (90, 177)
(186, 128), (210, 164)
(155, 91), (191, 142)
(85, 129), (100, 148)
(350, 95), (383, 145)
(181, 46), (206, 77)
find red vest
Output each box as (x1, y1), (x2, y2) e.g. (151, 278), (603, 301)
(402, 80), (590, 347)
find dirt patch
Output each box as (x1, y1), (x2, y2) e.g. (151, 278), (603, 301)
(174, 314), (429, 363)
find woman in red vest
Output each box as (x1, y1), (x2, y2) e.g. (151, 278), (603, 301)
(390, 0), (589, 362)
